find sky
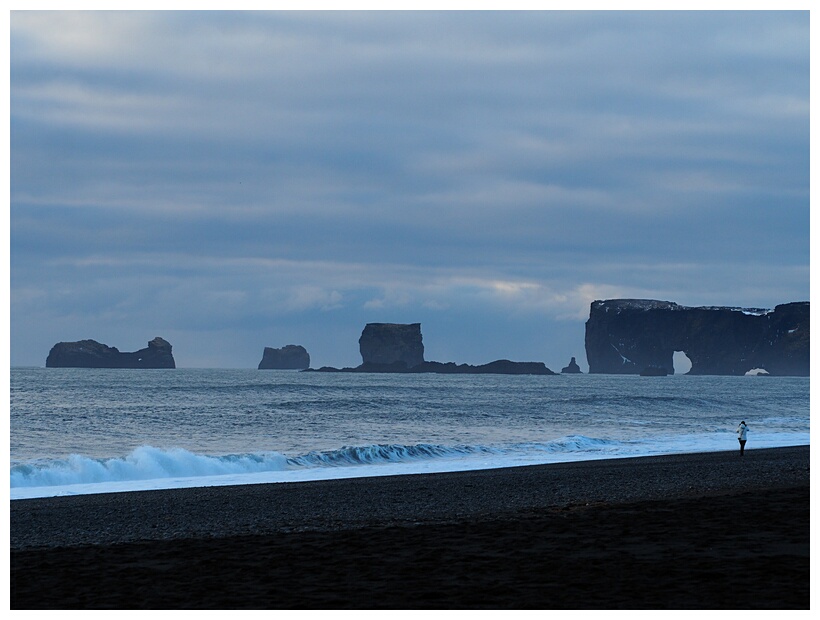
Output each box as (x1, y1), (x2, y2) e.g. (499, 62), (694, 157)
(8, 8), (811, 370)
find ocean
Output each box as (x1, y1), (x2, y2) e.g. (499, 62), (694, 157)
(9, 368), (810, 500)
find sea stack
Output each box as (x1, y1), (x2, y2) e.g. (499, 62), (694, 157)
(258, 345), (310, 370)
(358, 323), (425, 369)
(45, 337), (176, 369)
(561, 357), (582, 374)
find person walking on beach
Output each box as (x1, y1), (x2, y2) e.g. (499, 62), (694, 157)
(737, 421), (749, 456)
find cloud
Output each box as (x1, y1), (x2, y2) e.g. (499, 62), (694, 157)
(282, 286), (344, 312)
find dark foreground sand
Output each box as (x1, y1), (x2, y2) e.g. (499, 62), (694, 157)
(10, 446), (810, 609)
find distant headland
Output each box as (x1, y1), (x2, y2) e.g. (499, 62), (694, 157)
(45, 337), (176, 369)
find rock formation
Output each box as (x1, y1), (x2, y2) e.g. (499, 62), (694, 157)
(258, 345), (310, 370)
(309, 323), (556, 375)
(352, 359), (555, 375)
(359, 323), (425, 369)
(311, 359), (555, 375)
(46, 337), (176, 369)
(561, 357), (582, 374)
(585, 299), (809, 376)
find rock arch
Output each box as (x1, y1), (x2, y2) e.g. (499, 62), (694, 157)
(585, 299), (809, 376)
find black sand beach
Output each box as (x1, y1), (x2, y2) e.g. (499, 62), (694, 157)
(10, 446), (809, 609)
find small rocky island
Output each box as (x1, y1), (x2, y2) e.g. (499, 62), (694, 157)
(46, 337), (176, 369)
(258, 345), (310, 370)
(310, 323), (555, 375)
(585, 299), (809, 376)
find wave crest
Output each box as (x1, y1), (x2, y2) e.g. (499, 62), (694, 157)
(287, 443), (498, 468)
(10, 446), (290, 488)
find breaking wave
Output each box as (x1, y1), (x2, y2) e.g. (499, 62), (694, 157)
(288, 443), (499, 467)
(10, 446), (290, 488)
(10, 435), (621, 489)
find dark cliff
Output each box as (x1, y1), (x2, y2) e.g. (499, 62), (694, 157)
(258, 345), (310, 370)
(46, 337), (176, 369)
(585, 299), (809, 376)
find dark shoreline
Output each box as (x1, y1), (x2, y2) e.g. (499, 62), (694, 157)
(11, 446), (810, 609)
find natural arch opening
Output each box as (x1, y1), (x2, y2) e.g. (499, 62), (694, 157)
(673, 350), (692, 375)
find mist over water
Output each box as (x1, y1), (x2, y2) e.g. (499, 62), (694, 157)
(10, 368), (809, 499)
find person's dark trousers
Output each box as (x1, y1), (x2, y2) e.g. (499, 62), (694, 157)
(739, 439), (746, 456)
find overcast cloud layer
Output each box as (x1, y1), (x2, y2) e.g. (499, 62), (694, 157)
(10, 10), (810, 370)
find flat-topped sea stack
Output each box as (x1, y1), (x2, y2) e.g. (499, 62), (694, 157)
(46, 337), (176, 369)
(258, 345), (310, 370)
(359, 323), (425, 369)
(585, 299), (809, 376)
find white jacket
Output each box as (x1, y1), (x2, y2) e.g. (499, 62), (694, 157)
(737, 423), (748, 440)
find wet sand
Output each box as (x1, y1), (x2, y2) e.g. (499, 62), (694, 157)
(10, 445), (810, 609)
